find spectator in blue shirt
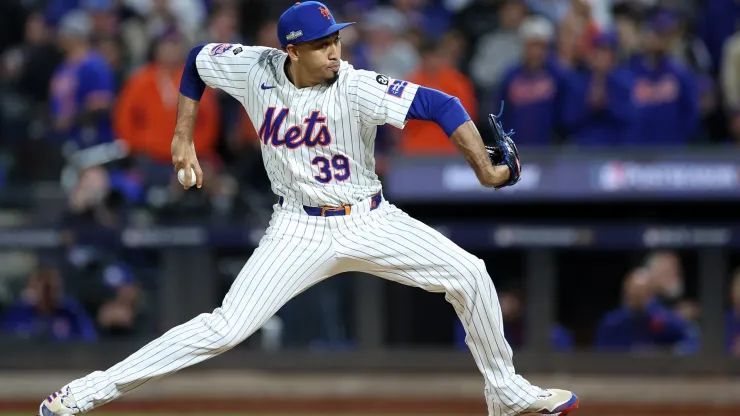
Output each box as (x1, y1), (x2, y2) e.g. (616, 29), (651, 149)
(626, 10), (699, 146)
(562, 32), (636, 146)
(496, 16), (566, 146)
(596, 267), (694, 353)
(49, 10), (115, 151)
(1, 267), (97, 343)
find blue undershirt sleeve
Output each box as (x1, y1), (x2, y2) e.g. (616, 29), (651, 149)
(406, 86), (471, 136)
(179, 44), (207, 101)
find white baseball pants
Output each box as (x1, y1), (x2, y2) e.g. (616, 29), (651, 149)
(67, 195), (541, 415)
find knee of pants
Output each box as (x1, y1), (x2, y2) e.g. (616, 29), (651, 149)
(201, 310), (250, 350)
(445, 257), (490, 298)
(460, 256), (491, 285)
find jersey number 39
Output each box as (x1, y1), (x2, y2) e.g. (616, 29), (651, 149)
(312, 155), (350, 183)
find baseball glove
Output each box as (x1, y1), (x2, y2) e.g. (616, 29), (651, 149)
(485, 102), (521, 190)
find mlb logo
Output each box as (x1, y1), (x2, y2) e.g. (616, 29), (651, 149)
(210, 44), (233, 56)
(387, 80), (408, 98)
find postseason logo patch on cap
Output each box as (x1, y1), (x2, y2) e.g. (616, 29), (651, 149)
(286, 30), (303, 41)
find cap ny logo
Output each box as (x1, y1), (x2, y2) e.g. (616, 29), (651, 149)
(319, 6), (331, 20)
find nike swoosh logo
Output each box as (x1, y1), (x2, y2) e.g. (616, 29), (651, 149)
(261, 84), (275, 90)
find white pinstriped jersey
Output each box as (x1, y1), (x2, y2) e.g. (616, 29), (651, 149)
(195, 43), (420, 207)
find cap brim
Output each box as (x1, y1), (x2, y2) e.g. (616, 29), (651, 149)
(296, 22), (355, 44)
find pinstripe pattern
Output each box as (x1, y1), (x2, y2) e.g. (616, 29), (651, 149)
(56, 43), (544, 416)
(66, 203), (540, 416)
(69, 208), (341, 411)
(332, 204), (541, 415)
(195, 44), (416, 207)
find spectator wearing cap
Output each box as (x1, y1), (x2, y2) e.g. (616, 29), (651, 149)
(562, 32), (636, 146)
(0, 267), (97, 343)
(398, 40), (477, 155)
(114, 28), (219, 166)
(97, 263), (147, 338)
(626, 10), (699, 146)
(494, 16), (566, 146)
(49, 10), (116, 152)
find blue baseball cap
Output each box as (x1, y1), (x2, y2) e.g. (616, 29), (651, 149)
(277, 2), (355, 48)
(102, 263), (135, 289)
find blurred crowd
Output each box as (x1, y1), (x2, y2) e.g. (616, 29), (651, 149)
(0, 260), (153, 342)
(455, 250), (740, 355)
(0, 0), (739, 346)
(0, 0), (738, 216)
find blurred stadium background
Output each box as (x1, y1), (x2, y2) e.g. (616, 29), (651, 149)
(2, 0), (740, 415)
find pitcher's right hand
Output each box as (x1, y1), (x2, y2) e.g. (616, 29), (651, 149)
(171, 136), (203, 189)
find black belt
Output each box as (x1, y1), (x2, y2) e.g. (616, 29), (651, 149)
(278, 192), (383, 217)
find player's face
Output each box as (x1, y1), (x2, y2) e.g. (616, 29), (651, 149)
(294, 33), (342, 85)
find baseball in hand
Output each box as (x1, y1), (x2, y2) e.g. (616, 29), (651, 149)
(177, 167), (196, 186)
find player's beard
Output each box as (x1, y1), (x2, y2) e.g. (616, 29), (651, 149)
(326, 71), (339, 85)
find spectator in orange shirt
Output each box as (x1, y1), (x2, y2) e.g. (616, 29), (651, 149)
(399, 40), (478, 155)
(113, 29), (219, 165)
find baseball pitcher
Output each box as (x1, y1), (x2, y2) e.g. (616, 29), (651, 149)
(40, 3), (578, 415)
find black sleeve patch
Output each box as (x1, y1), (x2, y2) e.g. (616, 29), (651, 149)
(376, 74), (389, 85)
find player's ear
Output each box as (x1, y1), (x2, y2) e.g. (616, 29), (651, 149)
(286, 44), (299, 62)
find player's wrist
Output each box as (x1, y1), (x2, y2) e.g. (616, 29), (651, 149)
(172, 133), (194, 144)
(478, 165), (509, 188)
(492, 165), (511, 187)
